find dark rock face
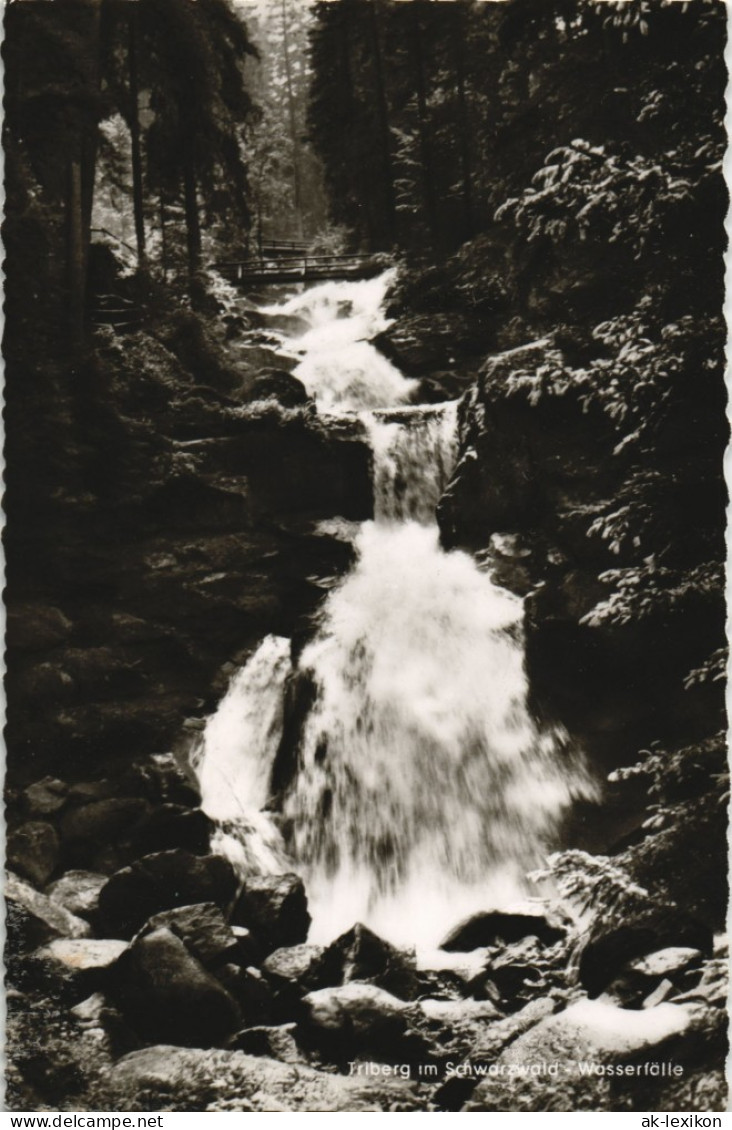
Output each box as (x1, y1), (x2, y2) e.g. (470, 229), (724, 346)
(96, 851), (238, 940)
(59, 799), (151, 846)
(7, 605), (74, 651)
(440, 910), (566, 952)
(232, 873), (311, 956)
(7, 822), (60, 887)
(578, 907), (714, 999)
(139, 903), (242, 970)
(213, 964), (276, 1027)
(372, 313), (487, 377)
(124, 804), (212, 858)
(110, 927), (241, 1046)
(251, 371), (311, 409)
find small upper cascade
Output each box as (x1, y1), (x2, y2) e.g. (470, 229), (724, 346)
(364, 401), (459, 524)
(260, 270), (419, 414)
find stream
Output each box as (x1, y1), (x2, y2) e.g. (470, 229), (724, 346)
(191, 272), (598, 948)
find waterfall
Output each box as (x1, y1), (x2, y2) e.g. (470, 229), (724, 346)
(193, 271), (598, 947)
(365, 402), (459, 523)
(190, 635), (292, 877)
(281, 520), (594, 945)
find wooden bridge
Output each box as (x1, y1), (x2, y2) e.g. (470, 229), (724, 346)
(212, 251), (385, 286)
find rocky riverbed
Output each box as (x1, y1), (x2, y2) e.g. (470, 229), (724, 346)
(7, 755), (727, 1111)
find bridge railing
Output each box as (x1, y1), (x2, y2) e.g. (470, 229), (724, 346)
(212, 252), (381, 281)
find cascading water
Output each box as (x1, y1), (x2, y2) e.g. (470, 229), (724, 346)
(193, 270), (597, 947)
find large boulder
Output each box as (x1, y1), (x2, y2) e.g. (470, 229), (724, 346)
(323, 923), (419, 1000)
(262, 944), (331, 995)
(440, 908), (566, 952)
(139, 903), (242, 970)
(110, 926), (241, 1046)
(6, 873), (91, 948)
(101, 1045), (420, 1112)
(59, 798), (151, 846)
(28, 939), (128, 1002)
(7, 821), (60, 887)
(578, 907), (713, 998)
(214, 965), (276, 1028)
(124, 804), (212, 858)
(232, 873), (310, 956)
(251, 371), (311, 409)
(47, 871), (107, 920)
(464, 998), (698, 1112)
(301, 983), (410, 1058)
(23, 777), (69, 817)
(372, 313), (486, 377)
(96, 851), (238, 939)
(228, 1024), (307, 1065)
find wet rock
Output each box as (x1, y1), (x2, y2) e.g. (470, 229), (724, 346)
(214, 965), (276, 1027)
(140, 903), (242, 969)
(125, 804), (212, 857)
(110, 927), (241, 1046)
(324, 923), (419, 1000)
(59, 798), (151, 846)
(7, 604), (74, 651)
(24, 777), (68, 817)
(232, 873), (310, 956)
(440, 909), (565, 952)
(7, 873), (91, 946)
(7, 821), (60, 887)
(301, 983), (409, 1057)
(578, 908), (713, 998)
(97, 850), (238, 939)
(47, 871), (107, 919)
(102, 1045), (419, 1112)
(228, 1023), (307, 1065)
(251, 371), (311, 408)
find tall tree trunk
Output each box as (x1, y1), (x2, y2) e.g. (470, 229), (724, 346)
(454, 3), (474, 242)
(69, 0), (103, 349)
(411, 6), (438, 246)
(159, 191), (167, 281)
(183, 159), (202, 295)
(128, 7), (147, 270)
(281, 0), (303, 239)
(367, 0), (396, 248)
(68, 159), (86, 349)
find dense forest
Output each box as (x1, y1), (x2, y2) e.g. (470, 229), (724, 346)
(4, 0), (728, 1115)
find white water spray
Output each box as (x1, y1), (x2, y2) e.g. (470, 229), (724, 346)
(262, 271), (418, 413)
(193, 271), (597, 947)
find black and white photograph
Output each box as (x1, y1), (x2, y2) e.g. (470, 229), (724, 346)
(3, 0), (729, 1115)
